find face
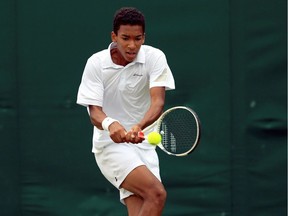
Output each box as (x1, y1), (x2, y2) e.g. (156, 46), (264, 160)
(111, 25), (145, 65)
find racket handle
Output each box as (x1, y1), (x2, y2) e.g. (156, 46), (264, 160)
(138, 131), (145, 139)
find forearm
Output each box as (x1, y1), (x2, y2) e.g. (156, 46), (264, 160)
(88, 105), (107, 130)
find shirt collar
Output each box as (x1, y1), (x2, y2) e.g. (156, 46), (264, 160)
(102, 43), (145, 68)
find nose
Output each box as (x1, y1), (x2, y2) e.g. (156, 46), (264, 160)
(127, 40), (136, 49)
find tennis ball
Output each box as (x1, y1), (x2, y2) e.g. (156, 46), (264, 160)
(147, 132), (162, 145)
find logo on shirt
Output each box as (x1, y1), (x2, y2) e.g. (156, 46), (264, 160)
(133, 73), (143, 77)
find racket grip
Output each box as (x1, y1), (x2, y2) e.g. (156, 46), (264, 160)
(138, 131), (145, 139)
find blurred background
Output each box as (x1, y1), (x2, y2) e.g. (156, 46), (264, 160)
(1, 0), (286, 215)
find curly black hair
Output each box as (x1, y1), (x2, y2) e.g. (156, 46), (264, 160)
(113, 7), (145, 35)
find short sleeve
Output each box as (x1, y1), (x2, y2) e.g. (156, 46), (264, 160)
(149, 52), (175, 90)
(76, 57), (104, 107)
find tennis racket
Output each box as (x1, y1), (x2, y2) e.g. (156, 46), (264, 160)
(138, 106), (201, 156)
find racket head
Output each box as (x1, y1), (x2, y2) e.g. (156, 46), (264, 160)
(155, 106), (201, 156)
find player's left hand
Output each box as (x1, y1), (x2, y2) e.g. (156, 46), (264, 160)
(125, 125), (144, 144)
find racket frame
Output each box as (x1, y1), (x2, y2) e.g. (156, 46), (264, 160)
(142, 106), (201, 156)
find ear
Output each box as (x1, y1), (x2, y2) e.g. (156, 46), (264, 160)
(142, 33), (145, 44)
(111, 31), (117, 42)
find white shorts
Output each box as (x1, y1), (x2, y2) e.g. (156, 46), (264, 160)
(94, 143), (161, 204)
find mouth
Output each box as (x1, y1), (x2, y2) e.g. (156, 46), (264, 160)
(126, 51), (137, 59)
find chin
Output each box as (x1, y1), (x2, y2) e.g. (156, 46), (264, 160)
(125, 57), (135, 62)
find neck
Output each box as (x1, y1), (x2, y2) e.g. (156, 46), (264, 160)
(110, 44), (129, 66)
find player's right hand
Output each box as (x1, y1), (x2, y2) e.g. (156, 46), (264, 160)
(108, 122), (127, 143)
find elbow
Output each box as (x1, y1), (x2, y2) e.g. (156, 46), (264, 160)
(156, 97), (165, 111)
(152, 98), (165, 117)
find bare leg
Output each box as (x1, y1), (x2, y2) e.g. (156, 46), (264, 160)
(124, 195), (143, 216)
(122, 165), (166, 216)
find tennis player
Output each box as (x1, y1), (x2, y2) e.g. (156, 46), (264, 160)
(77, 7), (175, 216)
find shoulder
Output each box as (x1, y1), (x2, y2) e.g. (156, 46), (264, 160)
(141, 45), (168, 65)
(141, 45), (165, 57)
(88, 49), (109, 63)
(85, 48), (114, 70)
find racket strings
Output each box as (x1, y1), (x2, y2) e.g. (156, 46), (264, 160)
(160, 109), (198, 154)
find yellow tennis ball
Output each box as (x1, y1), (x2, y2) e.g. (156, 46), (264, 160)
(147, 132), (162, 145)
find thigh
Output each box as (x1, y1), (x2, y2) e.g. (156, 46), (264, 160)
(94, 143), (145, 189)
(120, 165), (163, 198)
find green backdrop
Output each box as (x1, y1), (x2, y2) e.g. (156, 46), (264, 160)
(0, 0), (286, 215)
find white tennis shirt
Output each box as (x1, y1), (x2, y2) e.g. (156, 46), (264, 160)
(77, 43), (175, 152)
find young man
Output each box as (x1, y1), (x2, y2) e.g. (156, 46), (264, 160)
(77, 7), (175, 216)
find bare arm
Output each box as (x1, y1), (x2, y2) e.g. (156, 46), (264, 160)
(88, 105), (106, 130)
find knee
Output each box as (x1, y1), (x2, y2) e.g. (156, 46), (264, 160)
(157, 186), (167, 204)
(148, 184), (167, 205)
